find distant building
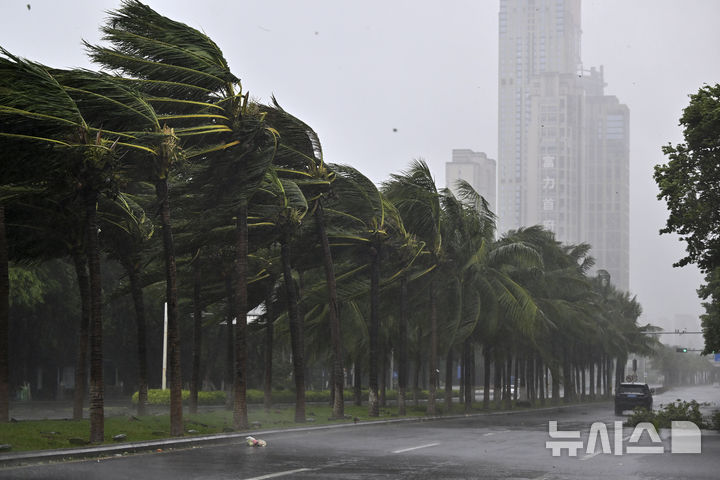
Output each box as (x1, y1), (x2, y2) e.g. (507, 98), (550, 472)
(497, 0), (629, 290)
(581, 67), (630, 289)
(445, 149), (497, 216)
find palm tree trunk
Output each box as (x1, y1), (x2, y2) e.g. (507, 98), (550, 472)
(538, 357), (545, 406)
(513, 354), (519, 402)
(444, 347), (453, 411)
(233, 201), (250, 430)
(562, 353), (573, 403)
(368, 245), (380, 417)
(0, 206), (8, 423)
(504, 353), (513, 409)
(483, 346), (491, 410)
(263, 282), (274, 412)
(281, 230), (305, 423)
(526, 356), (534, 405)
(224, 275), (234, 410)
(426, 275), (438, 416)
(606, 357), (613, 397)
(413, 331), (422, 408)
(71, 252), (90, 420)
(123, 256), (148, 417)
(551, 363), (560, 405)
(189, 255), (202, 415)
(575, 363), (581, 400)
(397, 276), (408, 415)
(315, 203), (344, 419)
(85, 192), (104, 444)
(155, 179), (182, 436)
(353, 358), (362, 406)
(494, 352), (502, 409)
(615, 355), (626, 393)
(380, 344), (387, 408)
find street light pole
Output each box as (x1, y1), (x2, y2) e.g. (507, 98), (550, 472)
(162, 302), (168, 390)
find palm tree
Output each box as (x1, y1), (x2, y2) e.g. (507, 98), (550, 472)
(322, 164), (412, 416)
(99, 193), (155, 416)
(262, 101), (345, 418)
(384, 160), (444, 415)
(0, 50), (163, 440)
(0, 205), (7, 422)
(88, 0), (278, 431)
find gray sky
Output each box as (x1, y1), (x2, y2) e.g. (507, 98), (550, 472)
(2, 0), (719, 331)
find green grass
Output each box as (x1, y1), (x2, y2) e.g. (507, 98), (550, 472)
(0, 396), (594, 453)
(0, 403), (419, 452)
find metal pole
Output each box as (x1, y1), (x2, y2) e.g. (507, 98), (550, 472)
(162, 302), (168, 390)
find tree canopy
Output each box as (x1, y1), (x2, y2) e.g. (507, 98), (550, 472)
(654, 83), (720, 354)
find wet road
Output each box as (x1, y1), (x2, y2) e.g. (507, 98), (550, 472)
(3, 384), (719, 479)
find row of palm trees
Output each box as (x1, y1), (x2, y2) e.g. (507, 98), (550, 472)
(0, 1), (653, 442)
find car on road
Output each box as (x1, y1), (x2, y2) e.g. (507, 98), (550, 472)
(615, 382), (653, 414)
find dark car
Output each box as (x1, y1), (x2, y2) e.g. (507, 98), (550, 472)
(615, 382), (653, 414)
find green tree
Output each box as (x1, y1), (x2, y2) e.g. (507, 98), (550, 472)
(654, 84), (720, 354)
(384, 160), (444, 415)
(88, 0), (278, 431)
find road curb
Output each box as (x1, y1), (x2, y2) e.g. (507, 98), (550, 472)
(0, 400), (611, 468)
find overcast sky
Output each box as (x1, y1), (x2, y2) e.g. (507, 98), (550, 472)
(2, 0), (719, 333)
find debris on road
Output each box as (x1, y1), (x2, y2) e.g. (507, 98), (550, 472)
(245, 436), (267, 447)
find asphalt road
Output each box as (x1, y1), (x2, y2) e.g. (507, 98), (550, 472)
(2, 384), (719, 479)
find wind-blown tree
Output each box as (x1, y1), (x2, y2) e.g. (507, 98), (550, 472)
(0, 203), (6, 421)
(262, 101), (345, 419)
(654, 84), (720, 354)
(0, 50), (164, 440)
(322, 164), (412, 416)
(265, 173), (309, 422)
(439, 181), (540, 411)
(99, 192), (155, 416)
(384, 159), (445, 415)
(88, 0), (278, 431)
(500, 228), (596, 403)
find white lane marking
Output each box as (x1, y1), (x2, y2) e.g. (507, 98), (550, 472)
(392, 442), (441, 453)
(243, 468), (314, 480)
(581, 451), (602, 461)
(483, 429), (510, 436)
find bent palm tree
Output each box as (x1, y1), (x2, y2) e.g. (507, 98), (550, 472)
(88, 0), (278, 431)
(0, 51), (161, 440)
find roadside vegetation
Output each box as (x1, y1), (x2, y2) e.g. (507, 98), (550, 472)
(1, 0), (682, 448)
(625, 400), (709, 430)
(1, 392), (608, 453)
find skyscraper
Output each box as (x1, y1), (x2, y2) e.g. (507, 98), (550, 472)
(497, 0), (629, 290)
(445, 149), (497, 216)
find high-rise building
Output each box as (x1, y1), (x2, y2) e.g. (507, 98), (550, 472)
(497, 0), (629, 290)
(581, 67), (630, 289)
(445, 149), (497, 215)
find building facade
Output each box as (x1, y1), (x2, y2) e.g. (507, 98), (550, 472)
(445, 149), (497, 216)
(497, 0), (629, 290)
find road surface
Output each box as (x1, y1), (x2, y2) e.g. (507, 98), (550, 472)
(2, 384), (719, 479)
